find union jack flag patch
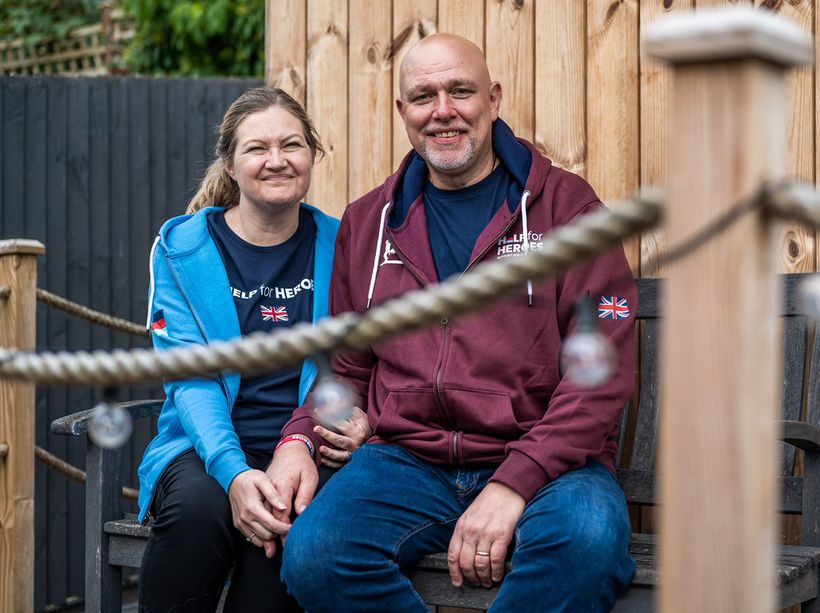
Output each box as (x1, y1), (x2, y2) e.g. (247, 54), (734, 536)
(598, 296), (630, 320)
(261, 305), (288, 323)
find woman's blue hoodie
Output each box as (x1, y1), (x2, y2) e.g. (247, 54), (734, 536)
(137, 204), (339, 522)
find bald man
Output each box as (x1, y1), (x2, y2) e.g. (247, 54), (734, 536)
(269, 34), (637, 611)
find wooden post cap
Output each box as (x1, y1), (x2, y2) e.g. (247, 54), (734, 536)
(644, 6), (813, 67)
(0, 239), (45, 256)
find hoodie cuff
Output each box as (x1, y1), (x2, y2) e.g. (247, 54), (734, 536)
(210, 448), (251, 494)
(489, 449), (550, 503)
(281, 414), (327, 467)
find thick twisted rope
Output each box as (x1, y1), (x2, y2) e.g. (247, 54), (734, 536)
(36, 288), (149, 338)
(0, 193), (663, 387)
(34, 445), (139, 500)
(767, 180), (820, 227)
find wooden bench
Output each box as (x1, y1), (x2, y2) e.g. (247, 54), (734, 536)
(52, 275), (820, 612)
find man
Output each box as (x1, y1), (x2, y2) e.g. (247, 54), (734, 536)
(267, 33), (637, 611)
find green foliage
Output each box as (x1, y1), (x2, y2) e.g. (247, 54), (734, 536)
(122, 0), (264, 77)
(0, 0), (100, 46)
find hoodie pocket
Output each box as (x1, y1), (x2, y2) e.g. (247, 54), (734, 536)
(441, 387), (521, 436)
(379, 389), (444, 436)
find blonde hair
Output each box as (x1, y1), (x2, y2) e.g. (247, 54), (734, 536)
(186, 87), (325, 214)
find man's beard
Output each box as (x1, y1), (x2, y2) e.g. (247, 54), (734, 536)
(419, 135), (476, 171)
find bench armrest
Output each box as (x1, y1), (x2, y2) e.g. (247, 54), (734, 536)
(782, 420), (820, 453)
(50, 399), (164, 436)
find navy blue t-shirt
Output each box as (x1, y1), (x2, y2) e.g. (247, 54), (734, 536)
(424, 164), (511, 281)
(207, 209), (316, 452)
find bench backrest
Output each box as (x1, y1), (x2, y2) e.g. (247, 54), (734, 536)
(616, 274), (814, 514)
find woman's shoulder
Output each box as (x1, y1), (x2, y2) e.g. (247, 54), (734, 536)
(157, 206), (225, 254)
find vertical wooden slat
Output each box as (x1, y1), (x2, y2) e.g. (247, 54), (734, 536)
(307, 0), (349, 218)
(586, 0), (640, 271)
(534, 0), (585, 176)
(438, 0), (484, 51)
(0, 239), (45, 613)
(44, 76), (69, 606)
(266, 0), (307, 104)
(65, 77), (92, 598)
(639, 0), (692, 276)
(391, 0), (437, 167)
(485, 0), (535, 140)
(2, 78), (25, 238)
(24, 77), (49, 612)
(348, 0), (392, 202)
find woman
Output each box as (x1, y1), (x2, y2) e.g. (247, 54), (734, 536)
(137, 87), (366, 612)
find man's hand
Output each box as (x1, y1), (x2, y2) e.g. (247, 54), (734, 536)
(314, 406), (372, 468)
(262, 441), (319, 557)
(447, 482), (526, 588)
(228, 469), (292, 558)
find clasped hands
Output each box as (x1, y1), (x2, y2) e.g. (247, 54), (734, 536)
(228, 406), (370, 558)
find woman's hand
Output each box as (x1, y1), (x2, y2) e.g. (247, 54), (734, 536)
(228, 469), (290, 558)
(314, 406), (372, 468)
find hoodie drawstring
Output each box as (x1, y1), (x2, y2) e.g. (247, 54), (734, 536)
(519, 190), (533, 306)
(367, 201), (392, 309)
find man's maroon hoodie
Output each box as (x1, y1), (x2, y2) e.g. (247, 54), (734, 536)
(282, 119), (636, 502)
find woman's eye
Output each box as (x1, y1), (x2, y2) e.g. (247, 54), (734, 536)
(284, 142), (303, 150)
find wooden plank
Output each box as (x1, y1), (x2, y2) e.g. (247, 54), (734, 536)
(148, 78), (169, 224)
(649, 19), (803, 612)
(0, 241), (44, 613)
(23, 76), (49, 613)
(391, 0), (437, 167)
(755, 0), (816, 274)
(2, 78), (25, 238)
(485, 0), (535, 141)
(127, 77), (151, 492)
(306, 0), (349, 218)
(639, 0), (692, 276)
(348, 0), (392, 202)
(534, 0), (585, 176)
(437, 0), (484, 52)
(65, 77), (92, 598)
(185, 79), (207, 207)
(166, 78), (190, 213)
(265, 0), (307, 104)
(586, 0), (640, 271)
(44, 76), (69, 606)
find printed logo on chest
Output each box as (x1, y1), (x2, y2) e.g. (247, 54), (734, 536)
(496, 231), (544, 259)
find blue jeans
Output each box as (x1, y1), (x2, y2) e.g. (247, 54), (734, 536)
(282, 444), (634, 612)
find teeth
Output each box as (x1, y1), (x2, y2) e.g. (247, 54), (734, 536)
(433, 131), (460, 138)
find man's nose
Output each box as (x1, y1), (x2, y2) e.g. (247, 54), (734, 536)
(432, 92), (456, 120)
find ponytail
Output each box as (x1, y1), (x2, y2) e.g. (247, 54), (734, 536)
(185, 159), (240, 214)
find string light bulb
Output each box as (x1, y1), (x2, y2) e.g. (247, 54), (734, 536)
(310, 353), (356, 433)
(560, 297), (616, 389)
(798, 275), (820, 320)
(88, 401), (133, 449)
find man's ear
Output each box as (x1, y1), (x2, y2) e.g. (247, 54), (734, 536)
(489, 81), (502, 121)
(395, 97), (405, 119)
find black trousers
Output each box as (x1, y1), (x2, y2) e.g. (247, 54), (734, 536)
(139, 448), (333, 613)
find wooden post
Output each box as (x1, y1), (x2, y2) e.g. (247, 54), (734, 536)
(645, 9), (811, 613)
(0, 239), (45, 613)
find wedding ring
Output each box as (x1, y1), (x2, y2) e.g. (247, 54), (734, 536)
(246, 532), (256, 543)
(476, 551), (490, 557)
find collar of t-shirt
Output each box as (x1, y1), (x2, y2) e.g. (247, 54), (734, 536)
(423, 163), (512, 281)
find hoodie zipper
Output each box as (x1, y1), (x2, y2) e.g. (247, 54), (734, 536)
(386, 232), (457, 434)
(460, 206), (521, 279)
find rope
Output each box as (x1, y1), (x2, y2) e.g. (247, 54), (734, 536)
(34, 444), (139, 501)
(0, 192), (663, 387)
(36, 288), (149, 338)
(767, 180), (820, 227)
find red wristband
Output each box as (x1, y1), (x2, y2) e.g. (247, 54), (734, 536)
(275, 434), (314, 457)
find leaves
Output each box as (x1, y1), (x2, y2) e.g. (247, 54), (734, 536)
(0, 0), (99, 47)
(122, 0), (264, 77)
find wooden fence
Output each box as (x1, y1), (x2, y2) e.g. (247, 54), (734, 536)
(0, 74), (261, 611)
(265, 0), (817, 285)
(0, 5), (134, 76)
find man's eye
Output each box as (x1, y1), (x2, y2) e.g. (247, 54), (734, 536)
(414, 93), (432, 102)
(453, 89), (472, 97)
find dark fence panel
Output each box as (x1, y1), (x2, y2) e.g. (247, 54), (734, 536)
(0, 75), (261, 611)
